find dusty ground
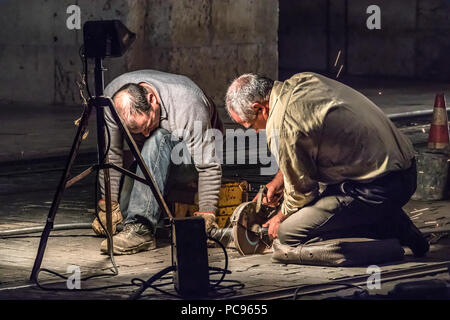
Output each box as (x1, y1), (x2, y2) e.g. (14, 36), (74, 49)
(0, 151), (449, 300)
(0, 77), (449, 300)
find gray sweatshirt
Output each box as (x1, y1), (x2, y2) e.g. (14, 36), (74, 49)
(99, 70), (222, 214)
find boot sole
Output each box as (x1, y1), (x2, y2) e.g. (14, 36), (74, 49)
(101, 240), (156, 255)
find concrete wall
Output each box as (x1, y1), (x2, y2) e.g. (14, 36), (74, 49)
(141, 0), (279, 106)
(279, 0), (450, 81)
(0, 0), (278, 106)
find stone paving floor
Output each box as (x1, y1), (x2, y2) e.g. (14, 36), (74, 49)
(0, 154), (449, 300)
(0, 77), (449, 300)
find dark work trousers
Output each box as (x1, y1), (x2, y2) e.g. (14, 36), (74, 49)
(277, 160), (417, 246)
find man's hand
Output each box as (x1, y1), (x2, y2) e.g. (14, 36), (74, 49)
(253, 170), (284, 207)
(193, 211), (219, 234)
(262, 211), (286, 239)
(92, 199), (124, 236)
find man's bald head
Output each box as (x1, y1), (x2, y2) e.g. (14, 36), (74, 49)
(113, 83), (150, 130)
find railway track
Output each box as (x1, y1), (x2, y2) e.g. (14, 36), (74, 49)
(225, 261), (450, 300)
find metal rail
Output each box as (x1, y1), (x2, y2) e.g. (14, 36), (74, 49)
(0, 223), (92, 237)
(388, 108), (450, 121)
(226, 261), (450, 300)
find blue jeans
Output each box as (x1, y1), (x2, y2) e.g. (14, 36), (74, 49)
(119, 129), (197, 233)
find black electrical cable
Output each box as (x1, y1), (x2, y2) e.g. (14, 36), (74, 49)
(205, 236), (246, 298)
(132, 281), (181, 299)
(36, 268), (134, 292)
(33, 233), (242, 298)
(129, 268), (241, 300)
(82, 39), (115, 275)
(94, 160), (117, 275)
(128, 266), (177, 300)
(80, 47), (93, 100)
(36, 266), (243, 298)
(208, 280), (246, 298)
(128, 236), (242, 300)
(103, 112), (112, 164)
(35, 268), (174, 292)
(207, 236), (230, 289)
(94, 100), (115, 274)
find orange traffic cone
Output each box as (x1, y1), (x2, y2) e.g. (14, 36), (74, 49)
(428, 93), (449, 149)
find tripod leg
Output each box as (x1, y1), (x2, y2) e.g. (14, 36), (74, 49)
(95, 98), (114, 253)
(102, 156), (113, 252)
(30, 105), (93, 282)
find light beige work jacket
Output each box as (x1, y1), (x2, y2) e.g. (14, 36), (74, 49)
(266, 72), (415, 216)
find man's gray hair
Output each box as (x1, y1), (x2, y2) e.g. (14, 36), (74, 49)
(225, 74), (274, 123)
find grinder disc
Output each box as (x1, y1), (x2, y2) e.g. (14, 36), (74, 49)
(231, 201), (272, 255)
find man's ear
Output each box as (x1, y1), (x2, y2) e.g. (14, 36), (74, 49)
(252, 102), (269, 117)
(251, 102), (263, 112)
(147, 92), (157, 105)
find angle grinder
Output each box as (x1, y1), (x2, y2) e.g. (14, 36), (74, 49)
(209, 186), (279, 255)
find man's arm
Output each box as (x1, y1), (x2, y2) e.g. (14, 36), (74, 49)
(263, 210), (286, 239)
(278, 135), (319, 216)
(178, 97), (222, 215)
(262, 133), (319, 238)
(253, 169), (284, 207)
(196, 163), (222, 213)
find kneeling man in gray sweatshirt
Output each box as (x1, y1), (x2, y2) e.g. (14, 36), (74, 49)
(94, 69), (223, 255)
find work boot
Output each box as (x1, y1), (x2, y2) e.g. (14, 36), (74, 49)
(271, 239), (302, 264)
(100, 222), (156, 255)
(391, 209), (429, 257)
(92, 200), (123, 236)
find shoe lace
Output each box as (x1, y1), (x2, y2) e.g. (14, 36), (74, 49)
(123, 223), (150, 234)
(123, 223), (139, 233)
